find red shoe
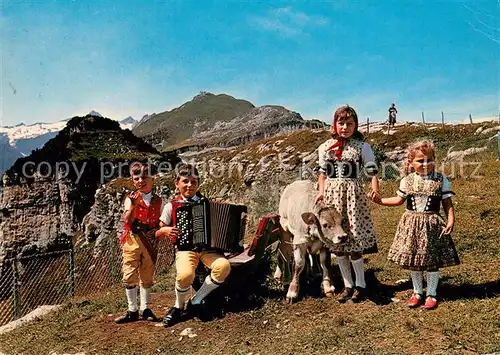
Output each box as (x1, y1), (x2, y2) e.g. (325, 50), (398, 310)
(424, 296), (438, 310)
(407, 293), (423, 308)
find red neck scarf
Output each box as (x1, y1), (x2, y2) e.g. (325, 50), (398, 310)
(327, 136), (347, 160)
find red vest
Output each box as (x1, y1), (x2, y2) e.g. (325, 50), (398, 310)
(120, 192), (162, 243)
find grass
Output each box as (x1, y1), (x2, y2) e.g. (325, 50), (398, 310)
(1, 123), (499, 354)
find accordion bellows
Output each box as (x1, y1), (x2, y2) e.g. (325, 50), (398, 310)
(175, 199), (247, 253)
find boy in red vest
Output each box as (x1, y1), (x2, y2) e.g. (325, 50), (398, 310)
(157, 164), (231, 327)
(115, 162), (163, 324)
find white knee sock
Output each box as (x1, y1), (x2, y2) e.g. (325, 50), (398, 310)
(426, 271), (440, 297)
(191, 276), (220, 305)
(139, 286), (150, 311)
(174, 282), (189, 309)
(126, 287), (138, 312)
(337, 256), (354, 289)
(410, 271), (424, 295)
(351, 258), (366, 288)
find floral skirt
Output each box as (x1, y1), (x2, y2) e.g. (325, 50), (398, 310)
(388, 211), (460, 271)
(324, 178), (378, 254)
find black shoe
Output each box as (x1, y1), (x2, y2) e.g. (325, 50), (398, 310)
(163, 307), (184, 328)
(351, 287), (366, 303)
(337, 287), (354, 303)
(186, 300), (207, 320)
(115, 310), (139, 324)
(142, 308), (158, 322)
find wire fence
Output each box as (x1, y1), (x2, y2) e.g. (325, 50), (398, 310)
(0, 237), (175, 326)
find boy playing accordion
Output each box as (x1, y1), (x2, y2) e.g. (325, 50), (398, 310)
(157, 164), (231, 327)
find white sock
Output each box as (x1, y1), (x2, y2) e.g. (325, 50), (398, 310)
(191, 276), (220, 305)
(139, 286), (150, 311)
(410, 271), (424, 295)
(174, 282), (189, 309)
(426, 271), (440, 297)
(126, 287), (138, 312)
(351, 258), (366, 288)
(337, 256), (354, 289)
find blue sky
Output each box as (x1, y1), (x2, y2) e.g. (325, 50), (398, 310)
(1, 0), (498, 126)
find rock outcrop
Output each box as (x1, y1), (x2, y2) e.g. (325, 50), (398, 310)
(174, 105), (323, 154)
(0, 176), (77, 262)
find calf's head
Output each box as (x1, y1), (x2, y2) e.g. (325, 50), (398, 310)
(301, 205), (347, 245)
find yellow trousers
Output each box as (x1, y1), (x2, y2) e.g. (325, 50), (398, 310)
(175, 250), (231, 289)
(122, 232), (155, 288)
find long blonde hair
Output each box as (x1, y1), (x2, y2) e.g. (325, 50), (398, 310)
(402, 140), (436, 176)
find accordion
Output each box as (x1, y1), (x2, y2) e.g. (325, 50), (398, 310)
(175, 199), (247, 253)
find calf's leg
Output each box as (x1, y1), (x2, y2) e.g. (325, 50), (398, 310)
(286, 243), (307, 303)
(319, 247), (334, 297)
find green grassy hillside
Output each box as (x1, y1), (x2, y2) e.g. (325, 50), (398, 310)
(132, 92), (255, 149)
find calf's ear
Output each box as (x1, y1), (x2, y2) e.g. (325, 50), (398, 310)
(301, 212), (319, 225)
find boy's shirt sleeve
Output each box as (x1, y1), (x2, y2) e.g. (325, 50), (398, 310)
(123, 196), (132, 212)
(160, 201), (173, 226)
(441, 174), (455, 200)
(396, 176), (408, 199)
(361, 142), (378, 177)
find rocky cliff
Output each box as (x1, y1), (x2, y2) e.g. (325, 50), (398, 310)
(0, 177), (76, 262)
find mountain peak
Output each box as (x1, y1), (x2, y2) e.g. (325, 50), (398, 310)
(193, 91), (214, 101)
(87, 110), (103, 117)
(120, 116), (137, 124)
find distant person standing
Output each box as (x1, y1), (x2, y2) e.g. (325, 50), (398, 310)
(388, 103), (398, 127)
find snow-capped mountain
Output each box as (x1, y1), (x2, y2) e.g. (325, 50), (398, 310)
(119, 116), (138, 130)
(0, 120), (68, 146)
(1, 114), (137, 146)
(0, 113), (139, 173)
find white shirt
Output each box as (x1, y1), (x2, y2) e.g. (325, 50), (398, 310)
(140, 192), (152, 206)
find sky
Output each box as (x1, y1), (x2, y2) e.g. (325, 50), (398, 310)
(1, 0), (499, 127)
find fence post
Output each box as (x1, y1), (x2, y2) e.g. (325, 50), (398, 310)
(367, 117), (370, 135)
(68, 248), (75, 297)
(441, 111), (445, 126)
(11, 259), (20, 320)
(469, 114), (473, 124)
(421, 111), (425, 124)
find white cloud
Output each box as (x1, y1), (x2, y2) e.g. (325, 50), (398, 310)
(250, 16), (301, 37)
(249, 7), (329, 37)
